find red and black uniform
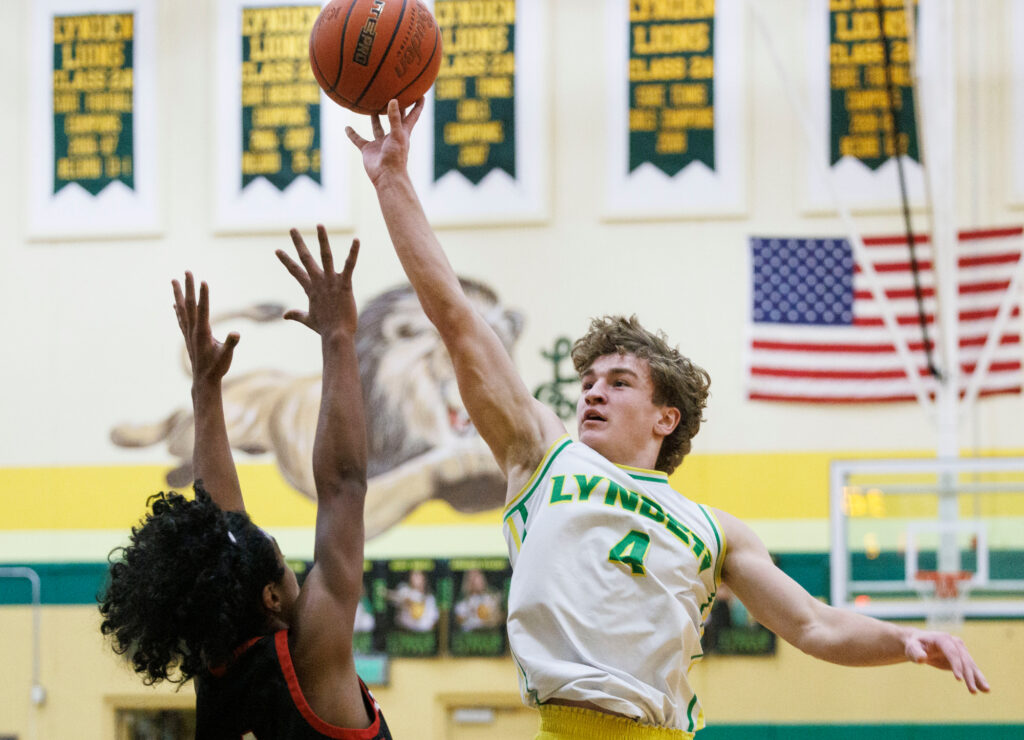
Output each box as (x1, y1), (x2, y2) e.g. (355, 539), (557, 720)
(196, 629), (393, 740)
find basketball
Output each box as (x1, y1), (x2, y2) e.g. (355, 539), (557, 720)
(309, 0), (442, 115)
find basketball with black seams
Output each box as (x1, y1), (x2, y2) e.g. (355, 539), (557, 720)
(309, 0), (442, 115)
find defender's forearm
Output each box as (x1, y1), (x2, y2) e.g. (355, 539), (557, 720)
(313, 329), (367, 493)
(191, 380), (245, 512)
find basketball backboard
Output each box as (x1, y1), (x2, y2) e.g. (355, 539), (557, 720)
(830, 457), (1024, 622)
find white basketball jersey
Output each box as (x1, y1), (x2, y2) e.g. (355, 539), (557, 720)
(503, 437), (725, 732)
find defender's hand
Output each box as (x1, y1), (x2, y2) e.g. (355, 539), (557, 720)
(276, 225), (359, 338)
(172, 272), (239, 385)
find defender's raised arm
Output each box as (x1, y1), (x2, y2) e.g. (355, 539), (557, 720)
(172, 273), (244, 513)
(274, 227), (378, 728)
(347, 99), (563, 482)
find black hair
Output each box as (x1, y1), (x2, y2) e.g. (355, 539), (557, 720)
(98, 483), (284, 684)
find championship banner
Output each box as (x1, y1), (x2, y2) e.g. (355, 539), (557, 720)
(828, 0), (919, 170)
(804, 0), (926, 212)
(52, 12), (134, 195)
(628, 0), (714, 176)
(604, 0), (745, 219)
(214, 0), (353, 233)
(29, 0), (159, 238)
(432, 0), (516, 185)
(407, 0), (548, 225)
(240, 4), (322, 191)
(1012, 0), (1024, 205)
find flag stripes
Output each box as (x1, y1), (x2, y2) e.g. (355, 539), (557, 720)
(746, 227), (1024, 403)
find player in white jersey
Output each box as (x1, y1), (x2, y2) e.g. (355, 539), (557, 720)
(347, 100), (989, 739)
(504, 437), (724, 732)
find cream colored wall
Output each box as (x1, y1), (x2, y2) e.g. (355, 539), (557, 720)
(2, 0), (1023, 471)
(2, 0), (1024, 737)
(2, 607), (1021, 739)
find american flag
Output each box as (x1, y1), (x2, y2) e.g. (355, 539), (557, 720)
(746, 227), (1024, 403)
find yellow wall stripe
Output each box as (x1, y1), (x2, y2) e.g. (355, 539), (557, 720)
(0, 463), (315, 530)
(669, 448), (1024, 519)
(2, 448), (1022, 530)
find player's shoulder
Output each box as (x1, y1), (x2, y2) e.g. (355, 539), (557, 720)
(708, 508), (767, 557)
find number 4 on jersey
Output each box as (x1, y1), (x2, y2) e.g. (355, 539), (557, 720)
(608, 530), (651, 575)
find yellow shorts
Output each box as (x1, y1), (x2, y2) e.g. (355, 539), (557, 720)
(535, 704), (695, 740)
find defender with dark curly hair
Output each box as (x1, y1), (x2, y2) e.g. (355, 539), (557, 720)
(99, 227), (392, 739)
(346, 99), (989, 740)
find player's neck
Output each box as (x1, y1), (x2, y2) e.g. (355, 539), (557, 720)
(584, 440), (661, 473)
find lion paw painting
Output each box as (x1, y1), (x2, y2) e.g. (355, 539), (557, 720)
(110, 278), (523, 539)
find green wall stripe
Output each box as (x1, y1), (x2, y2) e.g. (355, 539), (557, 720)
(1, 553), (1022, 606)
(0, 562), (109, 605)
(1, 556), (826, 606)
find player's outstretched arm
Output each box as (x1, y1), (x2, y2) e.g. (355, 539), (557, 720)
(172, 273), (244, 512)
(346, 99), (563, 480)
(716, 508), (990, 694)
(275, 226), (370, 725)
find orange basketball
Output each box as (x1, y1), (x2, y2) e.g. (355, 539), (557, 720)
(309, 0), (442, 115)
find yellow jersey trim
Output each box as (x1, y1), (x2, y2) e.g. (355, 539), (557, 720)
(615, 462), (669, 483)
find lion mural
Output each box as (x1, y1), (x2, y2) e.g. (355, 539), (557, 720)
(110, 279), (523, 539)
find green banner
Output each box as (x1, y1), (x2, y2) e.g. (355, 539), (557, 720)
(829, 0), (919, 169)
(241, 5), (322, 191)
(628, 0), (715, 176)
(52, 13), (135, 196)
(433, 0), (516, 185)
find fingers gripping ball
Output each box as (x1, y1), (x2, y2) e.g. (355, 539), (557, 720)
(309, 0), (442, 115)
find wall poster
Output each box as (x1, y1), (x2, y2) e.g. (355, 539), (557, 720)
(214, 0), (353, 233)
(804, 0), (927, 212)
(603, 0), (745, 219)
(28, 0), (159, 238)
(407, 0), (550, 226)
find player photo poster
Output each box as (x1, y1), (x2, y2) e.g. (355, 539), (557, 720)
(382, 558), (442, 657)
(604, 0), (745, 219)
(213, 0), (353, 232)
(803, 0), (927, 212)
(448, 557), (511, 657)
(28, 0), (159, 238)
(407, 0), (549, 226)
(355, 560), (387, 655)
(700, 582), (776, 656)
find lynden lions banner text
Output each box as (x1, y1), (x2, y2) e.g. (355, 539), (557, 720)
(214, 0), (352, 233)
(432, 0), (517, 185)
(604, 0), (744, 219)
(30, 0), (159, 238)
(240, 4), (322, 191)
(408, 0), (548, 225)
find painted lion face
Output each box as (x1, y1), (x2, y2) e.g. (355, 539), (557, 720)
(357, 279), (523, 474)
(110, 277), (524, 536)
